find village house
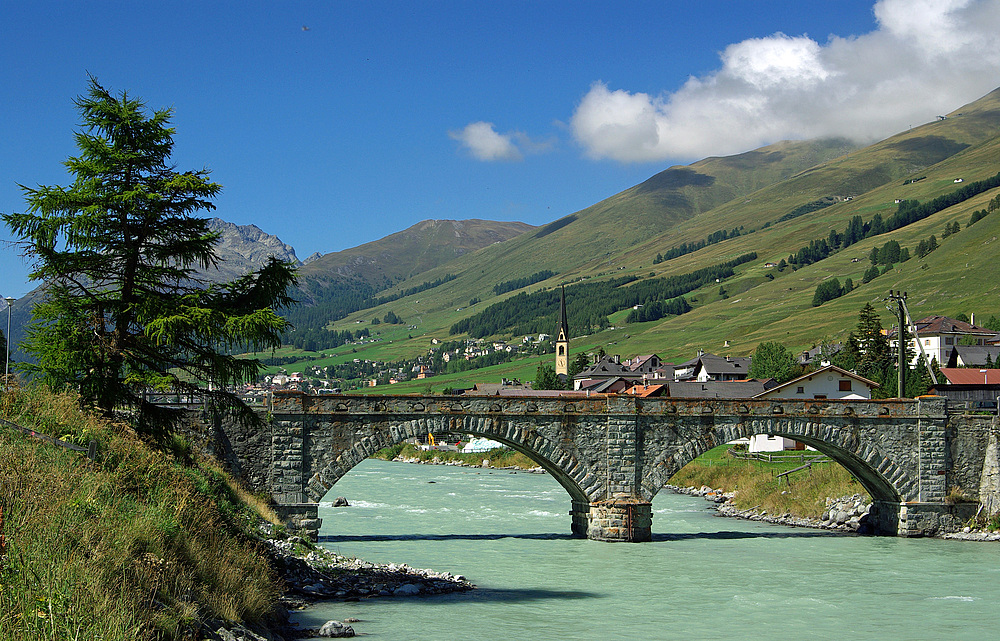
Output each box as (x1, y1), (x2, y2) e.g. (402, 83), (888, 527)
(746, 365), (880, 451)
(675, 352), (752, 382)
(929, 368), (1000, 410)
(574, 354), (645, 390)
(888, 315), (998, 367)
(946, 344), (1000, 368)
(623, 354), (673, 381)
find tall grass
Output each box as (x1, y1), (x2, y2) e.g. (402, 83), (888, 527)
(0, 384), (282, 640)
(670, 446), (869, 519)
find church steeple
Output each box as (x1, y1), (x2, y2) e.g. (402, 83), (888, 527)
(555, 285), (569, 377)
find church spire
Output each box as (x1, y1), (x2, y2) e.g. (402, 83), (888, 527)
(555, 284), (569, 377)
(559, 284), (569, 338)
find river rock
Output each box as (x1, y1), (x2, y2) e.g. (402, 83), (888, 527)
(332, 497), (350, 507)
(393, 583), (422, 596)
(318, 620), (355, 637)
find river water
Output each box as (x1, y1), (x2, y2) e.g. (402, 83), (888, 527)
(291, 460), (1000, 640)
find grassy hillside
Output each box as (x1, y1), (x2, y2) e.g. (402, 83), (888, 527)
(232, 87), (1000, 386)
(297, 218), (535, 293)
(11, 91), (1000, 382)
(0, 385), (283, 639)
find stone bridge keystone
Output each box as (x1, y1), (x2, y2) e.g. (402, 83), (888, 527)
(205, 392), (995, 542)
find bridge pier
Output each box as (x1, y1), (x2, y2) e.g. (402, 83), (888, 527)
(586, 500), (652, 542)
(571, 500), (590, 538)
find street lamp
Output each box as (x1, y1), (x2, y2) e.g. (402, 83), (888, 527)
(4, 297), (13, 391)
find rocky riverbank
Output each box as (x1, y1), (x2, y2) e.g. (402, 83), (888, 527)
(207, 522), (474, 640)
(673, 484), (1000, 540)
(669, 484), (875, 533)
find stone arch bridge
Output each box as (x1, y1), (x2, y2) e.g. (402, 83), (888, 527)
(206, 392), (997, 542)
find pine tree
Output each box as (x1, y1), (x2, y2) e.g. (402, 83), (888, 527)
(848, 303), (892, 389)
(2, 78), (296, 437)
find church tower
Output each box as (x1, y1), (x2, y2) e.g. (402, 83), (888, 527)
(555, 285), (570, 377)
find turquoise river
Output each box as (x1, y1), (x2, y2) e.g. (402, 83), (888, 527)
(291, 459), (1000, 640)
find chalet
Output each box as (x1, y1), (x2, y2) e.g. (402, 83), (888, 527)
(623, 354), (673, 380)
(888, 315), (998, 367)
(748, 365), (879, 451)
(753, 364), (879, 401)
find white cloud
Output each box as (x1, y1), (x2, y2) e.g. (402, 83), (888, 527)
(450, 121), (554, 162)
(450, 121), (523, 161)
(571, 0), (1000, 163)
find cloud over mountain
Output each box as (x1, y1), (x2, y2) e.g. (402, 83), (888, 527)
(570, 0), (1000, 163)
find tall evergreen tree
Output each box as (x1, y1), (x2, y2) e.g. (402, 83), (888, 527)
(840, 303), (892, 389)
(2, 78), (297, 437)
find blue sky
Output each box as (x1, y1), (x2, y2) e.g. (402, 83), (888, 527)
(3, 1), (1000, 299)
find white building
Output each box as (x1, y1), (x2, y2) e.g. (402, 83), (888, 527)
(889, 315), (998, 367)
(745, 365), (880, 452)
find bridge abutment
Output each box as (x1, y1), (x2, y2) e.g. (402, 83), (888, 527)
(870, 500), (978, 537)
(272, 503), (323, 541)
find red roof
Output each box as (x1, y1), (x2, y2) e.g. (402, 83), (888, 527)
(939, 368), (1000, 385)
(624, 384), (666, 397)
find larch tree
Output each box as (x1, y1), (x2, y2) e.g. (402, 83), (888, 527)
(2, 78), (297, 438)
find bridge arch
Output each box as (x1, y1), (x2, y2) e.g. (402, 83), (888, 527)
(302, 413), (596, 535)
(639, 415), (918, 504)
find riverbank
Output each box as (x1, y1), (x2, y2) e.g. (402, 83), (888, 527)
(261, 524), (473, 640)
(0, 385), (472, 641)
(373, 442), (544, 471)
(669, 483), (875, 533)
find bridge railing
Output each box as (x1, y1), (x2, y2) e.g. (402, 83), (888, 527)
(0, 417), (98, 460)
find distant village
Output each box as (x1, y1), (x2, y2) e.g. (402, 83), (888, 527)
(246, 309), (1000, 455)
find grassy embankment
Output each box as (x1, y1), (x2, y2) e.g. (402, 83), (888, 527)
(670, 445), (869, 518)
(372, 442), (539, 469)
(0, 384), (285, 640)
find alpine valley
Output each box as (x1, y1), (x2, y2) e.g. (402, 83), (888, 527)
(12, 88), (1000, 389)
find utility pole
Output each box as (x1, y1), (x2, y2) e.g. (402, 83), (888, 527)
(3, 297), (13, 392)
(887, 290), (907, 398)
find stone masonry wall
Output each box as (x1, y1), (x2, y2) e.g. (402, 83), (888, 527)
(189, 393), (997, 540)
